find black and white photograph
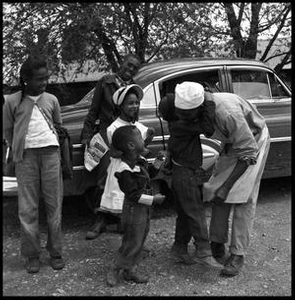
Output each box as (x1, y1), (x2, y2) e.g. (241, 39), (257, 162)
(2, 2), (291, 297)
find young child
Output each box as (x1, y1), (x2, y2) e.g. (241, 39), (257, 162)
(95, 84), (154, 233)
(3, 55), (65, 273)
(106, 125), (165, 286)
(166, 81), (222, 268)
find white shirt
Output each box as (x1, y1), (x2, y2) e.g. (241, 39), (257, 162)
(24, 94), (59, 149)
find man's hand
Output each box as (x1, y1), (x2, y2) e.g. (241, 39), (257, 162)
(153, 193), (165, 205)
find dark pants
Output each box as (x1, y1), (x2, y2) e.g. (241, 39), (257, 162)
(114, 202), (151, 270)
(15, 146), (63, 259)
(171, 164), (211, 257)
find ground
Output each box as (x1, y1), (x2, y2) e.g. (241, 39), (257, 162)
(2, 177), (291, 296)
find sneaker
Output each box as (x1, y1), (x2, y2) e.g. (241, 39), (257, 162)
(170, 245), (196, 265)
(123, 269), (149, 284)
(220, 254), (244, 277)
(85, 219), (107, 240)
(50, 256), (65, 270)
(106, 266), (120, 287)
(26, 257), (40, 274)
(194, 255), (223, 269)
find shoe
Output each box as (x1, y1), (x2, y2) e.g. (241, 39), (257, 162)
(170, 245), (196, 265)
(220, 254), (244, 277)
(106, 266), (120, 287)
(211, 241), (225, 259)
(26, 257), (40, 274)
(50, 256), (65, 270)
(85, 219), (107, 240)
(123, 269), (149, 284)
(194, 255), (223, 269)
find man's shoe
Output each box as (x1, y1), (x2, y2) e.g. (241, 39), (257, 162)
(194, 255), (223, 269)
(170, 246), (196, 265)
(220, 254), (244, 277)
(26, 257), (40, 274)
(123, 270), (149, 284)
(85, 220), (106, 240)
(50, 256), (65, 270)
(106, 266), (120, 287)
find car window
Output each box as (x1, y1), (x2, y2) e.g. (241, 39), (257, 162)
(159, 69), (221, 98)
(230, 69), (290, 100)
(141, 84), (157, 108)
(268, 72), (290, 99)
(231, 69), (271, 99)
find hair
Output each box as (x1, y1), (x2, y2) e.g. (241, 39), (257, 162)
(112, 125), (139, 153)
(158, 93), (178, 122)
(19, 54), (48, 102)
(123, 53), (141, 65)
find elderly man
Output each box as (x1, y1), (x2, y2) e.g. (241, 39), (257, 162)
(202, 89), (270, 277)
(80, 53), (142, 240)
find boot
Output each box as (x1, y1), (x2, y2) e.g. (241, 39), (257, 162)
(106, 266), (121, 287)
(170, 243), (196, 265)
(220, 254), (244, 277)
(123, 269), (149, 284)
(85, 214), (107, 240)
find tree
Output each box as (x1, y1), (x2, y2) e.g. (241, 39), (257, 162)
(3, 2), (291, 86)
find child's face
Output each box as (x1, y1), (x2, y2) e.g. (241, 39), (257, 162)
(121, 93), (140, 120)
(26, 67), (49, 96)
(131, 129), (145, 155)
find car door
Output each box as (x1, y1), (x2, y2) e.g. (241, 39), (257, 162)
(226, 65), (292, 178)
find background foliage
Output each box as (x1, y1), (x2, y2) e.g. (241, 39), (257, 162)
(3, 2), (291, 85)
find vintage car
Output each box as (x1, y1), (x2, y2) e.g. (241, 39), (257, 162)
(3, 58), (291, 200)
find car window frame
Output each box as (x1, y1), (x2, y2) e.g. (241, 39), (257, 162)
(226, 65), (291, 104)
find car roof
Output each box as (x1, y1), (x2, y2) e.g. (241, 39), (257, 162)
(133, 57), (270, 88)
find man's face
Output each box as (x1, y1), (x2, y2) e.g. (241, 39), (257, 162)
(118, 57), (141, 81)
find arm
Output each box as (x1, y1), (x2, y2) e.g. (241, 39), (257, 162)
(3, 99), (14, 147)
(211, 160), (248, 204)
(212, 112), (258, 204)
(52, 96), (62, 126)
(80, 79), (104, 145)
(115, 170), (165, 206)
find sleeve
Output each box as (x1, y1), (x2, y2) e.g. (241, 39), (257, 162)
(107, 124), (114, 145)
(115, 170), (144, 203)
(52, 96), (62, 126)
(80, 79), (104, 143)
(225, 112), (258, 159)
(3, 99), (14, 146)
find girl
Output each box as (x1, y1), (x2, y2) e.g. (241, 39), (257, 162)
(92, 84), (154, 234)
(3, 55), (64, 273)
(106, 125), (165, 286)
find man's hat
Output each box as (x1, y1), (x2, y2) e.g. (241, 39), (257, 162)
(175, 81), (204, 110)
(112, 84), (144, 106)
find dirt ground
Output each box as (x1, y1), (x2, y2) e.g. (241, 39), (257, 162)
(2, 176), (291, 296)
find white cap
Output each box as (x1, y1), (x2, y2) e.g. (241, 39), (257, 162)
(112, 84), (144, 106)
(174, 81), (204, 110)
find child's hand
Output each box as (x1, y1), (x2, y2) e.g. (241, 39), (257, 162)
(153, 193), (165, 205)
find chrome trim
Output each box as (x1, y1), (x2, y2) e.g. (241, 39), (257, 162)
(73, 166), (86, 171)
(73, 144), (83, 149)
(270, 136), (291, 143)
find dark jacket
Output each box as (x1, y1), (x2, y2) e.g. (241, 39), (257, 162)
(80, 74), (135, 145)
(168, 100), (216, 169)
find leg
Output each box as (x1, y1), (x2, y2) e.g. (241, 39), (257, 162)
(15, 149), (41, 273)
(221, 181), (260, 277)
(40, 147), (65, 269)
(85, 152), (111, 239)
